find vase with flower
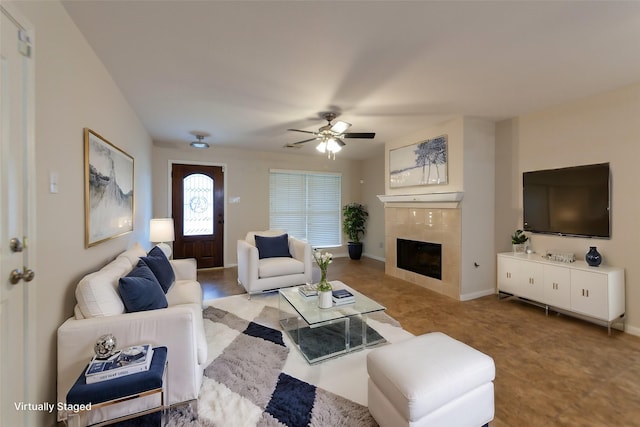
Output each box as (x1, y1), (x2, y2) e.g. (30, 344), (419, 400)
(313, 249), (333, 308)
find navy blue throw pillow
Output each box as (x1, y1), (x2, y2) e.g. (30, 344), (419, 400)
(118, 264), (168, 312)
(255, 234), (292, 259)
(140, 246), (175, 293)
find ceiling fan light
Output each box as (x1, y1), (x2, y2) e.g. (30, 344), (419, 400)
(190, 141), (210, 149)
(326, 138), (341, 153)
(316, 141), (327, 153)
(190, 134), (210, 149)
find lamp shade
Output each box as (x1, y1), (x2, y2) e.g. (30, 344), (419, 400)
(149, 218), (175, 242)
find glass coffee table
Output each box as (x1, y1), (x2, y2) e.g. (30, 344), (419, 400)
(279, 281), (386, 364)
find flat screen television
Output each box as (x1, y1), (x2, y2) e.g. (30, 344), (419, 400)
(523, 163), (610, 238)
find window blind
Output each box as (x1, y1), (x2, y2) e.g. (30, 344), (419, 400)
(269, 170), (342, 247)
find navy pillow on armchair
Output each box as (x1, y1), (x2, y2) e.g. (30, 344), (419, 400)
(254, 234), (292, 259)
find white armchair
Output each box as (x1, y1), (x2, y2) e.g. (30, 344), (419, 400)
(237, 230), (312, 296)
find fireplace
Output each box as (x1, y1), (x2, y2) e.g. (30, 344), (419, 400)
(384, 206), (460, 299)
(396, 238), (442, 280)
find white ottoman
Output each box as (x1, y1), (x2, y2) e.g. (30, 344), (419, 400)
(367, 332), (495, 427)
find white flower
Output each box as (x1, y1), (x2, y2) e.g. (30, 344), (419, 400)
(313, 250), (333, 270)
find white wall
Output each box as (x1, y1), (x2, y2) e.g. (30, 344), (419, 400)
(11, 2), (153, 425)
(151, 145), (370, 264)
(495, 83), (640, 334)
(460, 118), (496, 300)
(361, 149), (386, 260)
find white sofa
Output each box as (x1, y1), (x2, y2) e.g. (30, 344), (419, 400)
(57, 243), (207, 424)
(237, 230), (313, 296)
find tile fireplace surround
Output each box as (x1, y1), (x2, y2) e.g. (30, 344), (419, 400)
(384, 206), (461, 299)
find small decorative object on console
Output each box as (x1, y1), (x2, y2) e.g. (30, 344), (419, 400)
(94, 334), (117, 359)
(585, 246), (602, 267)
(511, 229), (528, 253)
(545, 251), (576, 263)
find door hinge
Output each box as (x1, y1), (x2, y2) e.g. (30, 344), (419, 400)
(18, 30), (32, 58)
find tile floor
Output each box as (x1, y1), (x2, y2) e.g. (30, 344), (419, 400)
(198, 257), (640, 426)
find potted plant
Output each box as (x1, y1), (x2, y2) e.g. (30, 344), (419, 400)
(313, 250), (333, 308)
(511, 229), (528, 253)
(343, 203), (368, 260)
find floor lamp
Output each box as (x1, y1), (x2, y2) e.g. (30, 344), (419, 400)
(150, 218), (175, 259)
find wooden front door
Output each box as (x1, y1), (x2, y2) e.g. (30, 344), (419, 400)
(171, 164), (224, 268)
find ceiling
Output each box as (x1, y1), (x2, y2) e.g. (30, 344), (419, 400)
(62, 1), (640, 160)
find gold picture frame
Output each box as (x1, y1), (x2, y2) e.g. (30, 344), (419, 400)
(84, 128), (134, 247)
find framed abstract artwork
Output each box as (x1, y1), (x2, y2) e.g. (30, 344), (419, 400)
(84, 128), (134, 247)
(389, 134), (448, 188)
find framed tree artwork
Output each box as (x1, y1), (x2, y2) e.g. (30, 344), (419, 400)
(389, 134), (448, 188)
(84, 128), (134, 247)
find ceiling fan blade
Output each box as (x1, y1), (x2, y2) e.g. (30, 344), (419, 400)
(287, 129), (318, 135)
(336, 138), (346, 147)
(343, 132), (376, 139)
(287, 137), (318, 146)
(330, 120), (351, 134)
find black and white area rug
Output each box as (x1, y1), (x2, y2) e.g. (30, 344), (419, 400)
(166, 292), (414, 427)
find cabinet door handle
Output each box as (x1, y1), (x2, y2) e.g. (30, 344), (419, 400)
(586, 289), (589, 297)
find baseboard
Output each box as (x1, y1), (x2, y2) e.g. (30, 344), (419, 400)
(624, 324), (640, 337)
(331, 252), (349, 258)
(363, 253), (385, 262)
(332, 253), (385, 262)
(459, 288), (495, 301)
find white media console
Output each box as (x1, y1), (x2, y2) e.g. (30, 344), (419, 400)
(497, 252), (625, 334)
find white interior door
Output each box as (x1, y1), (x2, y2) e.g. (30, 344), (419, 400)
(0, 5), (35, 426)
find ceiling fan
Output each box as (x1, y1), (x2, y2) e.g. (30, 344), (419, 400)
(285, 112), (375, 157)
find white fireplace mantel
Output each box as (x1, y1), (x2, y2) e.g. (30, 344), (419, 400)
(377, 192), (464, 205)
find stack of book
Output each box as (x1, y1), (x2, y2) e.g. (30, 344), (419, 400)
(85, 344), (154, 384)
(298, 284), (318, 299)
(332, 289), (355, 305)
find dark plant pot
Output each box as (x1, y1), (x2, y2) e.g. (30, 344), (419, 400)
(348, 242), (363, 260)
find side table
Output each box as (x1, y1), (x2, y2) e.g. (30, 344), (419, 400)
(64, 346), (168, 427)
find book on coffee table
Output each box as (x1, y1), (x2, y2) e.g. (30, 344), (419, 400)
(298, 284), (318, 298)
(332, 289), (355, 305)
